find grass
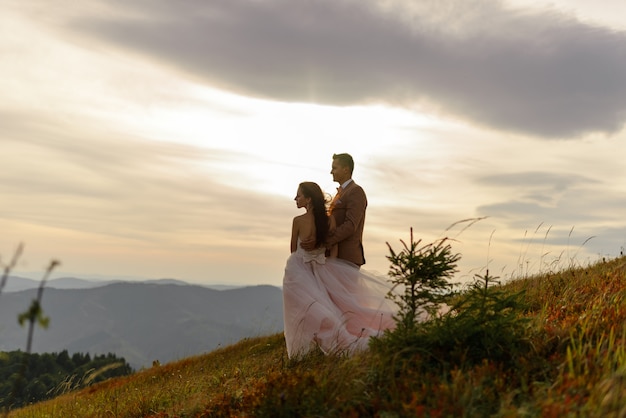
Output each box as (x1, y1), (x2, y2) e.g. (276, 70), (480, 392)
(7, 255), (626, 417)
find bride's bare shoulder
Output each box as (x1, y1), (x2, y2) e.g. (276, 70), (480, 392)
(293, 213), (314, 230)
(294, 213), (310, 223)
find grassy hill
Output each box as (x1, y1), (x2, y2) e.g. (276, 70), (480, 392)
(8, 256), (626, 417)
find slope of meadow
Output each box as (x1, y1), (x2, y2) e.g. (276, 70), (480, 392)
(8, 256), (626, 417)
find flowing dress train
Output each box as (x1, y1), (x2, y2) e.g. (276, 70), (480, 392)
(282, 240), (398, 358)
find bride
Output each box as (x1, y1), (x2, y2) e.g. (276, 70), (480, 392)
(282, 181), (398, 358)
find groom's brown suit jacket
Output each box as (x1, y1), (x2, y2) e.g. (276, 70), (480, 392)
(328, 180), (367, 266)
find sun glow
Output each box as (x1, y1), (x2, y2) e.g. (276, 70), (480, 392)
(119, 83), (438, 198)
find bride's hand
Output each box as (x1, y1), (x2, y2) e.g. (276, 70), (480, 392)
(300, 237), (317, 251)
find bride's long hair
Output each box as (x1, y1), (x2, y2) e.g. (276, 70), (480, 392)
(299, 182), (329, 248)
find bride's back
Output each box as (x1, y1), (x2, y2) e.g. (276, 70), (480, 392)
(297, 213), (316, 242)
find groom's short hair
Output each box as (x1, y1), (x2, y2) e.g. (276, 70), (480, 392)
(332, 153), (354, 174)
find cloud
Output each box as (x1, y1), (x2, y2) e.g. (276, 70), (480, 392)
(475, 171), (626, 229)
(63, 0), (626, 138)
(476, 171), (599, 201)
(0, 111), (291, 249)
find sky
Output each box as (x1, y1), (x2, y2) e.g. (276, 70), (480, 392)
(2, 0), (626, 287)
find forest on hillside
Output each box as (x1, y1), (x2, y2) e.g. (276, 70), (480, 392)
(0, 350), (132, 409)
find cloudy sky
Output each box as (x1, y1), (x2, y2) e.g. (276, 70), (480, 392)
(2, 0), (625, 287)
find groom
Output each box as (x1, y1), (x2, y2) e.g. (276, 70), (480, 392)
(303, 153), (368, 267)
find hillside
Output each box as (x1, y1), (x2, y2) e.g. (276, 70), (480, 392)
(8, 256), (626, 417)
(0, 283), (283, 369)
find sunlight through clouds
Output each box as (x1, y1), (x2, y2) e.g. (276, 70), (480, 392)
(128, 86), (436, 199)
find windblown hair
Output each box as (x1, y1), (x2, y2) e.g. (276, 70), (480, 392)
(298, 182), (330, 248)
(332, 153), (354, 174)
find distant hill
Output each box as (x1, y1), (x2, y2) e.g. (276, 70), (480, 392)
(1, 276), (241, 292)
(0, 282), (283, 369)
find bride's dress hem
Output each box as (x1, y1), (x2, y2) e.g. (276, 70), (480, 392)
(282, 241), (398, 359)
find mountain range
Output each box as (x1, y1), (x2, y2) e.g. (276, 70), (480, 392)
(0, 275), (241, 292)
(0, 277), (284, 369)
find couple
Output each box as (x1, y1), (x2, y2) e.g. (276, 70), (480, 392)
(282, 153), (397, 358)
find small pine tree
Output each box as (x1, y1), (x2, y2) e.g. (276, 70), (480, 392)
(438, 269), (532, 367)
(385, 228), (459, 339)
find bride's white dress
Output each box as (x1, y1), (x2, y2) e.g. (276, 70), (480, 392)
(282, 240), (398, 358)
